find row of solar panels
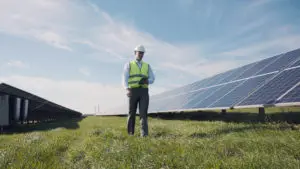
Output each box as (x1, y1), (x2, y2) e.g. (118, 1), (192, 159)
(148, 48), (300, 112)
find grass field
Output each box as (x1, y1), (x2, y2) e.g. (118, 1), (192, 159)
(1, 110), (300, 169)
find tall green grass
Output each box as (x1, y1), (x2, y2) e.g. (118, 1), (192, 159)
(1, 115), (300, 169)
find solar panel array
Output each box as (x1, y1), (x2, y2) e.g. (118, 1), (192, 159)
(148, 48), (300, 113)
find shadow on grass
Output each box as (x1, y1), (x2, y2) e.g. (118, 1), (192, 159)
(189, 125), (296, 139)
(148, 111), (300, 124)
(1, 117), (85, 135)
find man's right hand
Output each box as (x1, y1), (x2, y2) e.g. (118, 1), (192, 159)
(126, 88), (132, 97)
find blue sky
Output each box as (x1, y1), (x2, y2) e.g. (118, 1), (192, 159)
(0, 0), (300, 114)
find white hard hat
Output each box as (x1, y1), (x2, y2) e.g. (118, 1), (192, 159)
(134, 45), (145, 53)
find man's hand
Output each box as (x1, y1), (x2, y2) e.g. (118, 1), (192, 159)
(139, 78), (149, 85)
(126, 88), (132, 97)
(143, 79), (149, 84)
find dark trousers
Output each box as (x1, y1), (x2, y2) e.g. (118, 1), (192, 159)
(127, 88), (149, 136)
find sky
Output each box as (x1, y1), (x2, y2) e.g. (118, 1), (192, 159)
(0, 0), (300, 114)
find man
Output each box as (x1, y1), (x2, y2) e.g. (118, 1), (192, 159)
(122, 45), (155, 137)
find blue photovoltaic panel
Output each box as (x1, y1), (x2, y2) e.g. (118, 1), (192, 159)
(189, 78), (213, 91)
(201, 70), (237, 87)
(277, 85), (300, 103)
(145, 48), (300, 113)
(185, 72), (228, 92)
(150, 97), (174, 112)
(183, 86), (223, 109)
(149, 97), (171, 112)
(161, 92), (194, 111)
(258, 48), (300, 74)
(172, 85), (192, 94)
(171, 71), (232, 94)
(151, 49), (287, 100)
(156, 90), (205, 111)
(238, 67), (300, 106)
(234, 56), (278, 80)
(193, 81), (243, 108)
(289, 58), (300, 68)
(210, 74), (274, 108)
(161, 81), (204, 99)
(181, 90), (208, 109)
(162, 93), (192, 111)
(189, 75), (220, 91)
(221, 63), (256, 83)
(179, 91), (204, 108)
(156, 85), (188, 98)
(162, 89), (209, 111)
(199, 74), (224, 87)
(185, 81), (203, 91)
(158, 97), (179, 111)
(149, 101), (168, 112)
(150, 94), (164, 101)
(154, 90), (175, 100)
(153, 63), (250, 101)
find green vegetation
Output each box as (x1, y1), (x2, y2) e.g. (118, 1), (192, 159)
(1, 111), (300, 169)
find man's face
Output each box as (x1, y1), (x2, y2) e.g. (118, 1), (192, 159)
(135, 51), (144, 61)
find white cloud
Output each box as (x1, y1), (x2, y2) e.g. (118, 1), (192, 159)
(78, 67), (91, 77)
(5, 60), (28, 69)
(35, 31), (72, 51)
(162, 60), (239, 78)
(0, 0), (73, 51)
(221, 35), (300, 62)
(0, 0), (205, 70)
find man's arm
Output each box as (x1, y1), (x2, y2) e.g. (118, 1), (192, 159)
(122, 62), (130, 89)
(147, 64), (155, 84)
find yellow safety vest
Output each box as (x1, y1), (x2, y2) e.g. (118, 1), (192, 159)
(128, 60), (149, 88)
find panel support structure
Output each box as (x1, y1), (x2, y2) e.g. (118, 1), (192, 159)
(0, 95), (10, 127)
(221, 109), (227, 115)
(258, 107), (266, 121)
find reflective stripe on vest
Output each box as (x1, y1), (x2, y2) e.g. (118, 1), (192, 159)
(128, 61), (149, 88)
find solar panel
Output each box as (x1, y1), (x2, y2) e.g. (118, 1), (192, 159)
(178, 92), (202, 109)
(218, 65), (248, 83)
(257, 49), (300, 74)
(184, 86), (223, 109)
(289, 58), (300, 68)
(149, 97), (169, 112)
(189, 78), (212, 90)
(157, 86), (185, 98)
(181, 90), (207, 109)
(157, 90), (205, 111)
(142, 48), (300, 114)
(234, 56), (279, 80)
(210, 73), (275, 108)
(186, 71), (231, 92)
(159, 97), (180, 111)
(191, 81), (243, 108)
(150, 91), (198, 111)
(202, 70), (237, 86)
(237, 67), (300, 106)
(277, 84), (300, 103)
